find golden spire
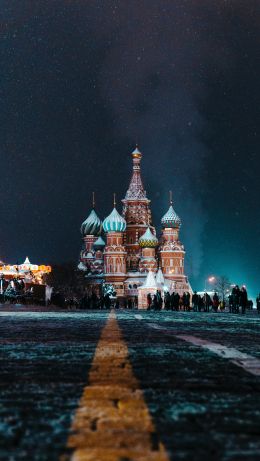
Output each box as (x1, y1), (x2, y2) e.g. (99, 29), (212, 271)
(113, 193), (116, 207)
(131, 145), (142, 160)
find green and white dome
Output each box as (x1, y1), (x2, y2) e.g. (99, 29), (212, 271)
(161, 205), (181, 228)
(103, 207), (126, 233)
(139, 227), (158, 248)
(81, 209), (102, 236)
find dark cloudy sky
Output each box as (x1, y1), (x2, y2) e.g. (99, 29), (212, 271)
(0, 1), (259, 297)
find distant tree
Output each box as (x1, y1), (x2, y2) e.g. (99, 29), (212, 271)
(43, 262), (85, 296)
(214, 275), (231, 301)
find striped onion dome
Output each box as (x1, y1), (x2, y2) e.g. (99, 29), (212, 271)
(93, 236), (105, 249)
(103, 207), (126, 233)
(161, 205), (181, 228)
(81, 209), (102, 236)
(139, 227), (158, 248)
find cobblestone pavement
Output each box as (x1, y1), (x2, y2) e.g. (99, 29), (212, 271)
(0, 309), (260, 461)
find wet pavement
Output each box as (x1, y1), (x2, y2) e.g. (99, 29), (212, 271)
(0, 309), (260, 460)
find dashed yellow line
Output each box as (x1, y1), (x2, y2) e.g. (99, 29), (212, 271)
(63, 311), (170, 461)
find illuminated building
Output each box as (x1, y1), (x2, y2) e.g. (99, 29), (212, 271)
(0, 257), (51, 284)
(78, 147), (192, 303)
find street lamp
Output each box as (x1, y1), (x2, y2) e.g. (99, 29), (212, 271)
(205, 276), (215, 292)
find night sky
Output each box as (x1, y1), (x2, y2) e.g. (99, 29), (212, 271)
(0, 1), (259, 297)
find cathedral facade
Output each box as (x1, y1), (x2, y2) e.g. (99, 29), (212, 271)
(78, 147), (192, 302)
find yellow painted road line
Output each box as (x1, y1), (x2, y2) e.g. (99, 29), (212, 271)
(62, 311), (170, 461)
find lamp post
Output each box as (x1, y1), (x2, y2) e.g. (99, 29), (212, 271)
(204, 276), (215, 292)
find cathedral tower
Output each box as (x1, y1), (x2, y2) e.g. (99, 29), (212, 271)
(138, 227), (158, 273)
(103, 197), (127, 297)
(122, 147), (153, 271)
(80, 193), (102, 269)
(159, 192), (190, 294)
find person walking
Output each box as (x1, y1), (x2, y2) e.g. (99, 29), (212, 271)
(157, 290), (163, 311)
(198, 295), (202, 312)
(204, 292), (212, 312)
(170, 292), (175, 311)
(164, 292), (171, 310)
(147, 293), (152, 310)
(256, 294), (260, 314)
(213, 292), (220, 313)
(192, 291), (199, 312)
(127, 298), (133, 309)
(104, 293), (111, 309)
(173, 292), (180, 311)
(232, 285), (240, 313)
(240, 286), (248, 315)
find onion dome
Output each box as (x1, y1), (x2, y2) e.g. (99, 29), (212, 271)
(93, 236), (105, 250)
(103, 207), (126, 233)
(161, 205), (181, 228)
(132, 146), (142, 159)
(139, 227), (158, 248)
(81, 209), (102, 236)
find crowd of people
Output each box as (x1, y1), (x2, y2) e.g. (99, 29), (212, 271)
(51, 291), (138, 309)
(49, 285), (258, 314)
(1, 275), (259, 314)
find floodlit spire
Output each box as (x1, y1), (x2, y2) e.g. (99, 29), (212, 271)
(124, 146), (146, 200)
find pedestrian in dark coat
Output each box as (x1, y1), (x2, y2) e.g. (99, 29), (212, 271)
(204, 293), (212, 312)
(147, 293), (152, 310)
(157, 290), (163, 310)
(256, 294), (260, 314)
(104, 293), (111, 309)
(240, 287), (248, 314)
(213, 292), (220, 312)
(173, 293), (180, 311)
(198, 295), (204, 312)
(232, 285), (240, 313)
(183, 292), (190, 311)
(192, 292), (199, 312)
(170, 292), (175, 310)
(153, 294), (159, 310)
(164, 292), (171, 310)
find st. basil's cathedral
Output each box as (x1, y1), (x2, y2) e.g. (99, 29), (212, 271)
(78, 147), (192, 307)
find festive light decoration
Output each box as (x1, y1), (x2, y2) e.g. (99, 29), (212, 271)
(0, 257), (51, 283)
